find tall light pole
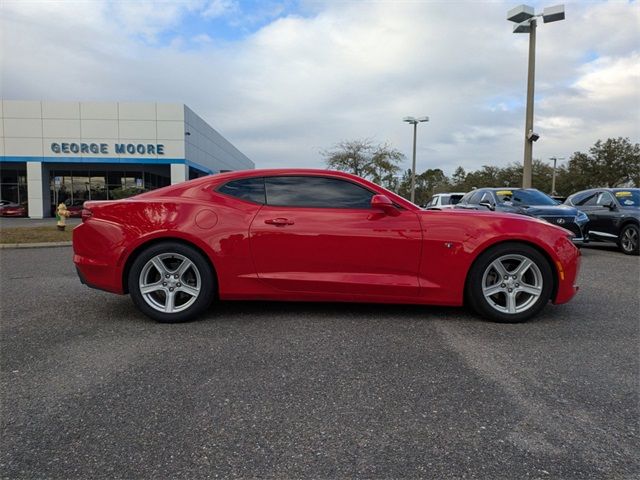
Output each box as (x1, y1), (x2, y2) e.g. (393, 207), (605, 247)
(403, 116), (429, 203)
(549, 156), (565, 195)
(507, 4), (565, 188)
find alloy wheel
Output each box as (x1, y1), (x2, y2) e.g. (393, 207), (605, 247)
(481, 254), (543, 315)
(138, 253), (202, 313)
(621, 227), (638, 253)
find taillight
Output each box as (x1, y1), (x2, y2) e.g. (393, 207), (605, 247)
(81, 208), (93, 221)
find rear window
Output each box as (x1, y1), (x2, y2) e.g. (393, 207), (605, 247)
(217, 178), (265, 204)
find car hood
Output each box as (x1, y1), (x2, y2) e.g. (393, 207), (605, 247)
(510, 204), (578, 216)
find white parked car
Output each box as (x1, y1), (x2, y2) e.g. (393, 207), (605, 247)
(424, 192), (466, 209)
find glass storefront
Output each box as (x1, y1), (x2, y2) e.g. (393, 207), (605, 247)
(0, 164), (28, 206)
(49, 167), (170, 213)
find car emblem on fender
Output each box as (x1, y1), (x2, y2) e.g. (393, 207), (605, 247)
(556, 218), (566, 224)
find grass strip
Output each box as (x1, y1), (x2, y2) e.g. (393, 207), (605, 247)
(0, 226), (73, 244)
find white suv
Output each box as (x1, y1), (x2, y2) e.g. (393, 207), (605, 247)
(424, 192), (466, 209)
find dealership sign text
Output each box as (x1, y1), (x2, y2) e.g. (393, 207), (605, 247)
(50, 142), (165, 155)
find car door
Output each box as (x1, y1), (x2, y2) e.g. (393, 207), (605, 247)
(573, 192), (602, 237)
(590, 192), (620, 237)
(249, 175), (423, 298)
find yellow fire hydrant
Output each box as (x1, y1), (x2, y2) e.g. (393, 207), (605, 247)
(56, 202), (70, 231)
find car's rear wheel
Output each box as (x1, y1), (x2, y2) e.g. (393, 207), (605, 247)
(128, 242), (215, 323)
(467, 243), (554, 323)
(618, 224), (639, 256)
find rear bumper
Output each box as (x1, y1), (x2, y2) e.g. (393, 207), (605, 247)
(74, 254), (124, 294)
(73, 222), (126, 294)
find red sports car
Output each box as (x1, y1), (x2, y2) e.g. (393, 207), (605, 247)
(0, 201), (27, 217)
(73, 169), (580, 323)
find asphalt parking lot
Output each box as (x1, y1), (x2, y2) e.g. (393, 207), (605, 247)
(0, 244), (638, 479)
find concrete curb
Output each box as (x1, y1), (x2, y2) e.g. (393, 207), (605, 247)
(0, 242), (72, 249)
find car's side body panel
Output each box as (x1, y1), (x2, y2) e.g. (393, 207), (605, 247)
(249, 205), (423, 297)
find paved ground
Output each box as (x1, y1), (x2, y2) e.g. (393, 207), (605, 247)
(0, 244), (638, 479)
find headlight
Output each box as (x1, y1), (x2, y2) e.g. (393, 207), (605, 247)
(576, 211), (588, 223)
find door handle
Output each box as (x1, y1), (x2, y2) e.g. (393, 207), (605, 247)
(265, 218), (294, 226)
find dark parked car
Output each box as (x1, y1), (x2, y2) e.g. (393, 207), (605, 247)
(456, 188), (589, 241)
(565, 188), (639, 255)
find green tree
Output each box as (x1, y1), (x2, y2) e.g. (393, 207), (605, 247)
(321, 139), (403, 188)
(555, 138), (639, 194)
(450, 166), (466, 190)
(397, 168), (450, 205)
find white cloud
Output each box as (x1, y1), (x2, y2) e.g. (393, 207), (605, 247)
(1, 0), (638, 177)
(202, 0), (239, 19)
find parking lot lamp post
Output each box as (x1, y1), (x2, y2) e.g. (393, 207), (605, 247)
(507, 4), (565, 188)
(403, 116), (429, 203)
(549, 156), (565, 195)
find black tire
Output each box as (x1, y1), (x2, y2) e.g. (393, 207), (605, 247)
(466, 242), (554, 323)
(128, 241), (215, 323)
(618, 224), (639, 256)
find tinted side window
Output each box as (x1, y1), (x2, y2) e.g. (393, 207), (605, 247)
(265, 176), (374, 209)
(597, 192), (614, 206)
(467, 191), (485, 204)
(576, 193), (598, 206)
(218, 178), (265, 204)
(479, 192), (494, 204)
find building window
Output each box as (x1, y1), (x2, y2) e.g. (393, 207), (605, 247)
(49, 168), (170, 210)
(0, 165), (28, 206)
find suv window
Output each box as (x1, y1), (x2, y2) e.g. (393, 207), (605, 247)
(218, 178), (265, 204)
(575, 193), (598, 206)
(596, 192), (615, 206)
(479, 192), (495, 204)
(265, 176), (374, 209)
(467, 191), (485, 204)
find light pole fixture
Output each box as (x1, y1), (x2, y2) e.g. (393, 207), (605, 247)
(403, 115), (429, 203)
(507, 4), (565, 189)
(549, 156), (565, 196)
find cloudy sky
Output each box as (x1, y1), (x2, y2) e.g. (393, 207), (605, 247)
(2, 0), (638, 175)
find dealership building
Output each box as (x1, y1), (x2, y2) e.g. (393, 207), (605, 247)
(0, 100), (254, 217)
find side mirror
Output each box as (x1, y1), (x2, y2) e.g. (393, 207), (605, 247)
(606, 201), (617, 211)
(479, 201), (495, 211)
(371, 194), (397, 215)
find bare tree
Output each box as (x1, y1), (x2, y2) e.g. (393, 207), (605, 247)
(321, 139), (403, 188)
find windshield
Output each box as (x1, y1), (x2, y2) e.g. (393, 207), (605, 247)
(614, 190), (640, 207)
(495, 189), (557, 206)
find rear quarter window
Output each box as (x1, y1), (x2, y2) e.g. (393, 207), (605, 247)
(217, 178), (265, 204)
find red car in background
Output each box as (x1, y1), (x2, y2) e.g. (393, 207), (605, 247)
(73, 169), (580, 324)
(0, 200), (27, 217)
(66, 200), (85, 218)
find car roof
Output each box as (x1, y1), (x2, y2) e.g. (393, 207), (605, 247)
(139, 168), (420, 211)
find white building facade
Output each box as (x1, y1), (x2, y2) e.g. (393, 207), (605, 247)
(0, 100), (254, 218)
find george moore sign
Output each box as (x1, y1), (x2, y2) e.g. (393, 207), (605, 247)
(50, 142), (165, 155)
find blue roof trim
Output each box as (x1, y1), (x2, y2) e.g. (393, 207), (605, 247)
(185, 159), (214, 174)
(1, 156), (186, 165)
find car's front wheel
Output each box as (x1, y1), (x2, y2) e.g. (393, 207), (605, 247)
(128, 242), (215, 323)
(467, 243), (554, 323)
(618, 224), (639, 256)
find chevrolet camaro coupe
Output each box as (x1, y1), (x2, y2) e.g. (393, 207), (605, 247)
(73, 170), (580, 323)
